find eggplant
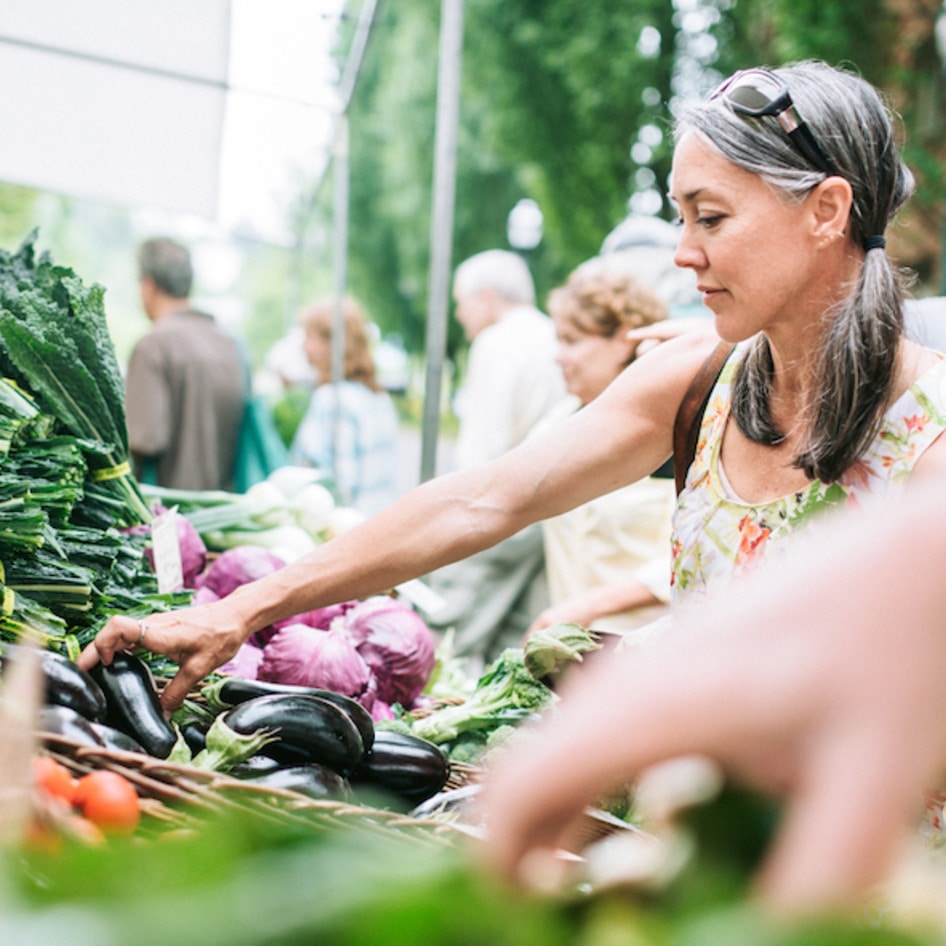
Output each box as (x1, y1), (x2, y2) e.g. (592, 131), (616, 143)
(89, 721), (146, 754)
(90, 651), (177, 759)
(215, 677), (375, 751)
(223, 694), (365, 775)
(38, 704), (107, 750)
(241, 763), (351, 801)
(350, 730), (450, 803)
(228, 754), (284, 778)
(182, 721), (209, 755)
(0, 644), (106, 722)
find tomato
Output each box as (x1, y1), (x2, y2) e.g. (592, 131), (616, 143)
(74, 770), (141, 834)
(32, 756), (78, 805)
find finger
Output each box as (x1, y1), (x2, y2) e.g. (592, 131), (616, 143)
(159, 660), (212, 713)
(477, 734), (595, 882)
(76, 616), (145, 668)
(76, 641), (101, 672)
(755, 728), (926, 913)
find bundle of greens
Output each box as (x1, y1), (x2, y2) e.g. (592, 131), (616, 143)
(0, 231), (150, 528)
(522, 621), (603, 681)
(407, 647), (554, 748)
(0, 233), (185, 656)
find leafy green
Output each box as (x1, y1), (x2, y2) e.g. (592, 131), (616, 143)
(522, 621), (602, 680)
(3, 788), (940, 946)
(410, 648), (554, 745)
(0, 231), (149, 527)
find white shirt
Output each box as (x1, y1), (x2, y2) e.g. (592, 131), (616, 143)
(453, 305), (565, 470)
(905, 297), (946, 353)
(535, 397), (677, 635)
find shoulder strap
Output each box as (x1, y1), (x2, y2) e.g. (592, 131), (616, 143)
(673, 341), (735, 495)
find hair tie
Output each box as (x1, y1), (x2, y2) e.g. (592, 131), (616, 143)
(863, 235), (886, 251)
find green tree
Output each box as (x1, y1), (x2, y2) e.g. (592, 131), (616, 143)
(326, 0), (945, 369)
(336, 0), (682, 362)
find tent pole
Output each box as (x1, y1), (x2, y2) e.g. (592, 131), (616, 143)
(328, 114), (350, 497)
(420, 0), (463, 484)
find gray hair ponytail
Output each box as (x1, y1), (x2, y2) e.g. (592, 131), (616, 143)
(677, 61), (915, 483)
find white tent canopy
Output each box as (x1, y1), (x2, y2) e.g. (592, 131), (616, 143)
(0, 0), (341, 244)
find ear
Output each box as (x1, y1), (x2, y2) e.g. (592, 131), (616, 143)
(809, 175), (854, 248)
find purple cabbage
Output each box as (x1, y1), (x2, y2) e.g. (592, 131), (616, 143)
(195, 546), (286, 599)
(191, 585), (220, 606)
(370, 700), (394, 722)
(343, 596), (436, 707)
(218, 641), (264, 679)
(271, 601), (357, 633)
(258, 621), (374, 701)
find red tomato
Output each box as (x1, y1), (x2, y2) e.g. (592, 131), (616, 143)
(74, 770), (141, 834)
(32, 756), (78, 805)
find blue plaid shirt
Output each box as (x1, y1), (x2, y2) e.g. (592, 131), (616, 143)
(290, 380), (399, 515)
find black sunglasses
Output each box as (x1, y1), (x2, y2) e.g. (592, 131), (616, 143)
(711, 68), (839, 177)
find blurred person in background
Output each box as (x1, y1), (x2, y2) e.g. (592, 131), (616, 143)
(289, 296), (399, 516)
(904, 295), (946, 353)
(526, 254), (677, 640)
(424, 249), (566, 669)
(126, 236), (245, 491)
(256, 325), (319, 449)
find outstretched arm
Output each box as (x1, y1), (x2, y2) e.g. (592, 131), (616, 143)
(79, 333), (716, 712)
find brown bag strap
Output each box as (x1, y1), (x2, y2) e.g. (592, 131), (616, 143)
(673, 342), (735, 495)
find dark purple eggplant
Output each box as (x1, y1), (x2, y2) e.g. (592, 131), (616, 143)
(215, 677), (374, 751)
(223, 694), (365, 775)
(181, 721), (209, 755)
(38, 705), (107, 750)
(350, 730), (450, 803)
(89, 722), (146, 754)
(0, 644), (106, 722)
(229, 754), (284, 778)
(241, 763), (351, 801)
(89, 651), (177, 759)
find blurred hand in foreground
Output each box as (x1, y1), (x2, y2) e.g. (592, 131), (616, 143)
(478, 482), (946, 915)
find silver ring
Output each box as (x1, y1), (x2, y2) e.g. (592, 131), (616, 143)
(137, 620), (148, 643)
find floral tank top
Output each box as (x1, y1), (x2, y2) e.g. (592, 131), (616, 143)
(671, 342), (946, 606)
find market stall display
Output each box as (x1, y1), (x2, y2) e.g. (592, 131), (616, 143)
(0, 233), (944, 945)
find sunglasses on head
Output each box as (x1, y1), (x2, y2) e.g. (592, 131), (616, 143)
(711, 68), (839, 178)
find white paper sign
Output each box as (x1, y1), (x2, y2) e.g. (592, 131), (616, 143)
(151, 507), (184, 594)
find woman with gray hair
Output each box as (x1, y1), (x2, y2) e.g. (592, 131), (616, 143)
(84, 62), (946, 907)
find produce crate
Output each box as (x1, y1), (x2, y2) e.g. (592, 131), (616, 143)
(39, 732), (480, 848)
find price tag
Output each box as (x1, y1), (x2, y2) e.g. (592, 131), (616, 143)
(151, 507), (184, 594)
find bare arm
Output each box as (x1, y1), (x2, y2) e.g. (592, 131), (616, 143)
(79, 332), (717, 710)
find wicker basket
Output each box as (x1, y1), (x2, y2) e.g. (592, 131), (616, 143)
(40, 732), (480, 847)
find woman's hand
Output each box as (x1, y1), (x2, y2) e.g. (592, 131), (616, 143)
(525, 598), (601, 640)
(524, 581), (662, 641)
(77, 598), (250, 712)
(627, 317), (716, 358)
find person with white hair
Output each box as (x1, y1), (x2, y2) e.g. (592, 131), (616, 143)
(449, 249), (566, 469)
(425, 248), (565, 667)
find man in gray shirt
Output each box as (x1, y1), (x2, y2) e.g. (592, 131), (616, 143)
(126, 237), (245, 491)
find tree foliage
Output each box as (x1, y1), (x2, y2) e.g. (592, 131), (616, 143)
(330, 0), (945, 361)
